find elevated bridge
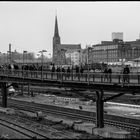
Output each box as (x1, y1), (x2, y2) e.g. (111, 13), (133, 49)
(0, 69), (139, 93)
(0, 69), (140, 128)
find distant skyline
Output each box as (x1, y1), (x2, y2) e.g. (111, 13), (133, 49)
(0, 1), (140, 57)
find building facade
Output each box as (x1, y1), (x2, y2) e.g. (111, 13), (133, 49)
(87, 39), (140, 65)
(112, 32), (123, 41)
(65, 49), (82, 66)
(92, 42), (120, 64)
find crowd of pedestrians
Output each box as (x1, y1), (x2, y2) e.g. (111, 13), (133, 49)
(51, 64), (131, 83)
(51, 65), (84, 79)
(103, 65), (130, 83)
(0, 63), (130, 84)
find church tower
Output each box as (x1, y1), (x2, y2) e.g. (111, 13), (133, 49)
(53, 15), (61, 63)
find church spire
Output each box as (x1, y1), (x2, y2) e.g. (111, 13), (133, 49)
(54, 15), (59, 37)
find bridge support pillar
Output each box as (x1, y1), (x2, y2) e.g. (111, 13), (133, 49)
(1, 82), (8, 108)
(96, 90), (104, 128)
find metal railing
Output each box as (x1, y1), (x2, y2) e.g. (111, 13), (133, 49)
(0, 69), (139, 85)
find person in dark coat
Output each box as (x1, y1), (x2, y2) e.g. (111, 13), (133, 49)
(123, 65), (130, 83)
(51, 65), (55, 72)
(107, 67), (112, 82)
(80, 66), (84, 78)
(67, 67), (71, 79)
(51, 65), (55, 78)
(75, 66), (80, 79)
(62, 67), (65, 73)
(56, 66), (61, 79)
(56, 66), (60, 72)
(104, 67), (108, 82)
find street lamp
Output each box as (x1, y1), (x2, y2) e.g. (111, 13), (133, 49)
(78, 49), (81, 67)
(26, 52), (28, 64)
(136, 48), (139, 73)
(9, 43), (12, 64)
(132, 47), (135, 70)
(39, 50), (47, 79)
(87, 45), (93, 84)
(0, 52), (1, 64)
(11, 51), (14, 63)
(87, 45), (93, 71)
(48, 53), (52, 63)
(36, 53), (40, 68)
(3, 53), (6, 64)
(70, 53), (72, 66)
(39, 50), (47, 66)
(57, 49), (66, 81)
(107, 48), (108, 65)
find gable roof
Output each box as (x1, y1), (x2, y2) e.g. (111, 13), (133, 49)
(57, 44), (81, 50)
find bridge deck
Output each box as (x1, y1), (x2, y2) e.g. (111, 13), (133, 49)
(0, 70), (139, 93)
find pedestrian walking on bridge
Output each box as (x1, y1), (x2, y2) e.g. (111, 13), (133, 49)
(51, 65), (55, 78)
(67, 67), (71, 79)
(108, 67), (112, 82)
(75, 66), (80, 79)
(104, 67), (108, 82)
(123, 65), (130, 83)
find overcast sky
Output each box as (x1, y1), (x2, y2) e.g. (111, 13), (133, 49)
(0, 1), (140, 57)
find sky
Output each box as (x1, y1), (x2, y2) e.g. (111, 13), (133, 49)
(0, 1), (140, 57)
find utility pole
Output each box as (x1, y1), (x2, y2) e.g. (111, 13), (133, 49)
(9, 43), (12, 64)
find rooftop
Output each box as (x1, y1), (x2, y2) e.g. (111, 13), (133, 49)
(57, 44), (81, 50)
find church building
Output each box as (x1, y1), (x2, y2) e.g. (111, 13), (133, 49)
(52, 16), (81, 65)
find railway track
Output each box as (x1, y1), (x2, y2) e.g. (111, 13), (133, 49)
(0, 117), (50, 139)
(0, 112), (78, 139)
(19, 85), (140, 105)
(3, 99), (140, 137)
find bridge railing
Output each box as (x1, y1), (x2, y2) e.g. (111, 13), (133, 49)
(0, 69), (139, 85)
